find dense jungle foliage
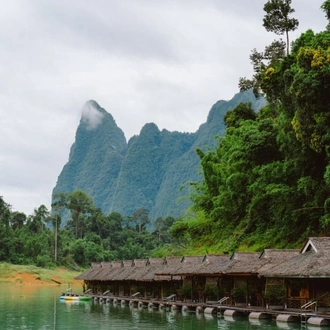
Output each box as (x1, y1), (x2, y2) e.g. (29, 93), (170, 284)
(0, 192), (176, 268)
(172, 0), (330, 253)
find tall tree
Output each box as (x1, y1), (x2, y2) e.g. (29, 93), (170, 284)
(0, 197), (14, 262)
(239, 39), (286, 98)
(321, 0), (330, 29)
(27, 205), (49, 234)
(0, 196), (11, 228)
(51, 192), (67, 262)
(154, 216), (175, 243)
(66, 190), (94, 238)
(263, 0), (299, 55)
(128, 208), (150, 233)
(11, 212), (26, 230)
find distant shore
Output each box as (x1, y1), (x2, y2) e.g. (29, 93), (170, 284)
(0, 262), (83, 286)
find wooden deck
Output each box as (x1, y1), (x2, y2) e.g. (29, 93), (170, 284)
(62, 292), (330, 326)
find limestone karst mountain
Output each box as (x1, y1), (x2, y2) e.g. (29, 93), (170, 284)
(52, 90), (265, 224)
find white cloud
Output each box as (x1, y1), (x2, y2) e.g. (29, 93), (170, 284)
(81, 101), (104, 130)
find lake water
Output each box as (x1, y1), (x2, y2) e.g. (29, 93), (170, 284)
(0, 284), (323, 329)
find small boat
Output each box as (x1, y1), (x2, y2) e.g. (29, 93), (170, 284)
(60, 294), (92, 301)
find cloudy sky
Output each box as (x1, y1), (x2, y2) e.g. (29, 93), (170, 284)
(0, 0), (327, 215)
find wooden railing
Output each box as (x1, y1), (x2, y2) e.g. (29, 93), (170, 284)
(301, 300), (317, 312)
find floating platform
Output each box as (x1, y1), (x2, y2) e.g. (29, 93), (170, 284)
(65, 292), (330, 327)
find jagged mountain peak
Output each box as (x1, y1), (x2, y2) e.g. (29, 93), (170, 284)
(53, 91), (264, 224)
(80, 100), (115, 131)
(140, 122), (160, 135)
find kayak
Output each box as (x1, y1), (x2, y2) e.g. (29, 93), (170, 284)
(60, 295), (92, 301)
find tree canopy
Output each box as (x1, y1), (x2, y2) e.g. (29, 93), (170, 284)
(0, 192), (178, 268)
(263, 0), (299, 54)
(178, 3), (330, 252)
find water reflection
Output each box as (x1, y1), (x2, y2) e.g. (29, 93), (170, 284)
(276, 321), (301, 329)
(204, 313), (216, 321)
(0, 284), (321, 330)
(306, 326), (330, 330)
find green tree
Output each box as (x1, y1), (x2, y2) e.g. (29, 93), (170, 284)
(224, 102), (256, 128)
(10, 212), (26, 231)
(128, 208), (150, 233)
(321, 0), (330, 28)
(69, 238), (105, 266)
(0, 197), (14, 261)
(263, 0), (299, 54)
(106, 212), (124, 249)
(0, 196), (11, 228)
(86, 208), (109, 239)
(51, 192), (68, 262)
(239, 40), (286, 98)
(26, 205), (49, 234)
(66, 190), (94, 238)
(153, 216), (175, 243)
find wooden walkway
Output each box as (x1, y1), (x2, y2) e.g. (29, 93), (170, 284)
(62, 292), (330, 326)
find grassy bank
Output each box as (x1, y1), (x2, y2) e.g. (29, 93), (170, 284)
(0, 262), (83, 285)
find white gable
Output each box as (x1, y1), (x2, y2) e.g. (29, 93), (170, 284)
(301, 239), (318, 253)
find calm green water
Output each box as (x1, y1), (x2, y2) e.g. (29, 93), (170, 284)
(0, 284), (323, 329)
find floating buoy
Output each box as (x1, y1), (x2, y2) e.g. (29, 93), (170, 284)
(196, 306), (204, 313)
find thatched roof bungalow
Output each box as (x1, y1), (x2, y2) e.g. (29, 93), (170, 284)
(258, 237), (330, 309)
(260, 238), (330, 278)
(75, 237), (330, 309)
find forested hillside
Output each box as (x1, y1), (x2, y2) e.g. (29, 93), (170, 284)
(172, 0), (330, 253)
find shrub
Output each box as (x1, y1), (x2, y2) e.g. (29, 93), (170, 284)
(264, 284), (286, 305)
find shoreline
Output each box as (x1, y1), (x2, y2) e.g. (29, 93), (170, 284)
(0, 262), (83, 286)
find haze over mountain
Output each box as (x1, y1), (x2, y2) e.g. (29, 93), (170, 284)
(52, 90), (265, 224)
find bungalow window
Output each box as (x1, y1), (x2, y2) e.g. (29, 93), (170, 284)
(288, 279), (308, 298)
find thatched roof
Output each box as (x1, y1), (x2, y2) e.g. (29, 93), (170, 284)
(81, 257), (180, 283)
(112, 266), (137, 281)
(112, 261), (122, 267)
(92, 263), (117, 281)
(125, 258), (163, 281)
(157, 254), (230, 276)
(79, 260), (124, 281)
(122, 260), (133, 267)
(75, 261), (103, 280)
(102, 262), (131, 281)
(147, 257), (165, 266)
(75, 267), (94, 280)
(301, 237), (330, 253)
(79, 266), (104, 281)
(259, 238), (330, 277)
(75, 237), (330, 282)
(92, 262), (102, 268)
(144, 257), (181, 281)
(78, 262), (106, 281)
(170, 256), (205, 275)
(254, 249), (300, 274)
(215, 252), (261, 275)
(155, 256), (183, 275)
(89, 261), (113, 281)
(133, 259), (148, 267)
(189, 254), (231, 275)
